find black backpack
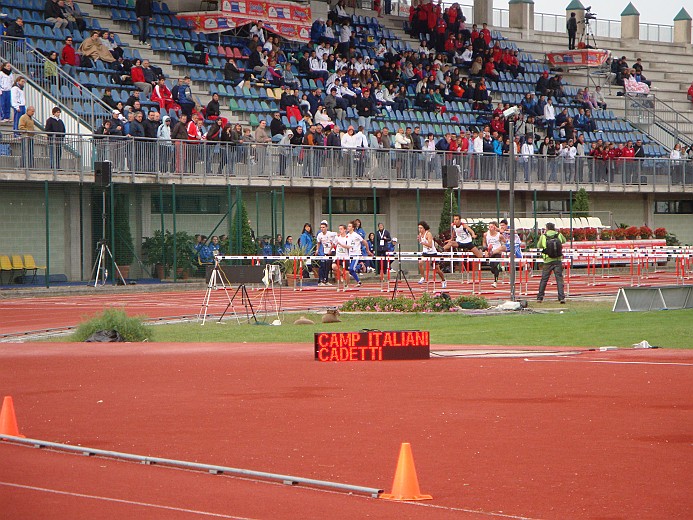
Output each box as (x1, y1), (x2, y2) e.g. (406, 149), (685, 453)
(543, 233), (563, 258)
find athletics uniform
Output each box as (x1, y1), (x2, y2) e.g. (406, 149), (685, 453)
(453, 223), (475, 250)
(347, 231), (363, 283)
(485, 230), (504, 284)
(316, 230), (337, 284)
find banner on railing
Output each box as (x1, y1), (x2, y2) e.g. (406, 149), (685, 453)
(178, 1), (311, 42)
(546, 49), (610, 68)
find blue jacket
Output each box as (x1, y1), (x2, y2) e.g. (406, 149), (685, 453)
(298, 231), (315, 253)
(493, 139), (503, 156)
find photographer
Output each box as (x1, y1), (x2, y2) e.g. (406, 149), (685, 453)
(567, 12), (578, 50)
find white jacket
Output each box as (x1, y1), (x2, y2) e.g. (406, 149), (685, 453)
(11, 85), (25, 109)
(0, 71), (14, 92)
(394, 133), (411, 149)
(544, 103), (555, 121)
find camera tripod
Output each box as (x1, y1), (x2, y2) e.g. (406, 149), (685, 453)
(579, 18), (598, 49)
(89, 190), (126, 287)
(390, 245), (415, 300)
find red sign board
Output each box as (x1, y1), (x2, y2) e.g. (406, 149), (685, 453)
(546, 49), (610, 68)
(314, 331), (430, 362)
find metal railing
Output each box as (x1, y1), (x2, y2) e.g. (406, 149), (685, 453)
(3, 133), (692, 191)
(388, 2), (678, 44)
(624, 94), (693, 150)
(0, 37), (112, 132)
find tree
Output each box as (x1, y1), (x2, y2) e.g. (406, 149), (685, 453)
(438, 189), (460, 239)
(112, 193), (134, 266)
(573, 188), (590, 218)
(230, 198), (257, 255)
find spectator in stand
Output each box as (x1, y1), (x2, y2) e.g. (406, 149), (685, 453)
(0, 62), (14, 122)
(205, 92), (228, 129)
(45, 107), (66, 169)
(45, 51), (59, 82)
(177, 76), (195, 117)
(143, 109), (159, 139)
(249, 22), (266, 44)
(248, 46), (268, 78)
(11, 76), (25, 135)
(63, 0), (86, 31)
(338, 21), (351, 56)
(269, 111), (286, 141)
(223, 58), (242, 84)
(157, 115), (174, 172)
(151, 77), (175, 112)
(310, 18), (326, 43)
(135, 0), (153, 46)
(6, 17), (25, 38)
(18, 105), (35, 168)
(79, 30), (116, 66)
(45, 0), (68, 29)
(632, 68), (651, 87)
(60, 36), (78, 78)
(130, 59), (152, 97)
(687, 81), (693, 104)
(591, 85), (606, 110)
(100, 31), (122, 60)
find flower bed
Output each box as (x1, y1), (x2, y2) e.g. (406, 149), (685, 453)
(340, 294), (488, 313)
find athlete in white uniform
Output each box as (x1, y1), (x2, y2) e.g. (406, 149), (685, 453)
(442, 214), (482, 272)
(417, 220), (446, 288)
(332, 224), (351, 290)
(482, 221), (506, 288)
(316, 219), (337, 286)
(345, 220), (372, 286)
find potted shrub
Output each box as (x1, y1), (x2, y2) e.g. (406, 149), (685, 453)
(167, 231), (195, 279)
(278, 245), (308, 287)
(572, 228), (586, 241)
(584, 227), (598, 241)
(625, 226), (639, 240)
(654, 227), (667, 239)
(639, 226), (653, 239)
(559, 228), (571, 240)
(600, 229), (613, 240)
(613, 228), (626, 240)
(142, 230), (167, 279)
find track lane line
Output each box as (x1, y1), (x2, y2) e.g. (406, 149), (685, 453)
(524, 359), (693, 366)
(0, 481), (258, 519)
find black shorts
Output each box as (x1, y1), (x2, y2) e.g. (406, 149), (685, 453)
(457, 241), (475, 250)
(421, 252), (439, 258)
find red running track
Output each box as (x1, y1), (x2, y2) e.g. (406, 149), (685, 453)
(1, 342), (691, 519)
(0, 269), (685, 335)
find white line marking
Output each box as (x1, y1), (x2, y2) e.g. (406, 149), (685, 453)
(0, 482), (258, 519)
(405, 501), (544, 519)
(524, 359), (693, 367)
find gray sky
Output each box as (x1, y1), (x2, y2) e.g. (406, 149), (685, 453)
(530, 1), (685, 27)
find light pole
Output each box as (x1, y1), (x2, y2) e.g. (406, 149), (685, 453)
(503, 106), (521, 302)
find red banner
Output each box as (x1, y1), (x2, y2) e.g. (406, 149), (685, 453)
(177, 0), (312, 43)
(546, 49), (610, 68)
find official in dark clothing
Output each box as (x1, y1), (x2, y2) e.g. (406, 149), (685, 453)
(45, 107), (66, 169)
(567, 12), (578, 50)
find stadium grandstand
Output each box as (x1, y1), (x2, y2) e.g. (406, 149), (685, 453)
(0, 0), (691, 284)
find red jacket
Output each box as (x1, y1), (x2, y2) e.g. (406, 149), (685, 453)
(481, 28), (492, 46)
(131, 66), (145, 83)
(61, 44), (78, 66)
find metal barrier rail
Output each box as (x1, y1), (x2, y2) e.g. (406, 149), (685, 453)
(0, 434), (383, 497)
(3, 133), (693, 189)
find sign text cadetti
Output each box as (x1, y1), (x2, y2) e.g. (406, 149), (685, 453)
(314, 331), (430, 361)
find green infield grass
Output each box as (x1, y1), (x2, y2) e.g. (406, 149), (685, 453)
(148, 301), (692, 349)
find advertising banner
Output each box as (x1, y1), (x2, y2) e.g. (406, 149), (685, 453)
(177, 0), (312, 43)
(546, 49), (610, 68)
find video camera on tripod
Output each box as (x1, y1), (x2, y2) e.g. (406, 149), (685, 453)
(584, 6), (597, 21)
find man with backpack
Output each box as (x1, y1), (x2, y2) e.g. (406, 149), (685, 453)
(536, 222), (566, 304)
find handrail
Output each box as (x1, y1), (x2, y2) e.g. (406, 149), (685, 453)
(0, 37), (112, 132)
(623, 94), (693, 150)
(388, 1), (676, 43)
(2, 133), (692, 191)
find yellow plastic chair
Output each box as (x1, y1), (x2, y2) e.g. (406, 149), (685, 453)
(11, 255), (26, 282)
(0, 255), (15, 284)
(23, 254), (46, 283)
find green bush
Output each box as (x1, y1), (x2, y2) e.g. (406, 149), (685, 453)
(72, 308), (152, 342)
(340, 294), (487, 313)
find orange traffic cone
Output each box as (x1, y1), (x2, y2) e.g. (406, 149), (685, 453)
(380, 442), (432, 501)
(0, 396), (25, 438)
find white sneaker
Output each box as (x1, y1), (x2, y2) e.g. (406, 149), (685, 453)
(441, 281), (447, 289)
(418, 277), (425, 284)
(325, 282), (333, 286)
(491, 281), (497, 288)
(318, 282), (325, 287)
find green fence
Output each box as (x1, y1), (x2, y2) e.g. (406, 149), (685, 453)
(0, 181), (287, 287)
